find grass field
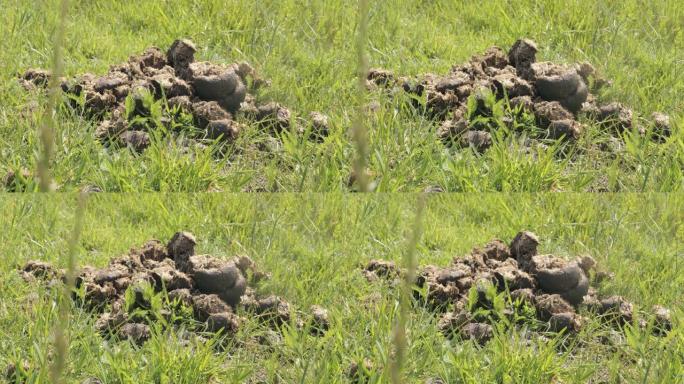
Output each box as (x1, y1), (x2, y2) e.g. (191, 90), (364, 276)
(1, 1), (683, 383)
(1, 0), (682, 192)
(0, 193), (682, 383)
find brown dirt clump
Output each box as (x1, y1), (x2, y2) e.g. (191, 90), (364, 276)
(510, 231), (539, 264)
(650, 112), (671, 141)
(20, 260), (64, 282)
(529, 255), (589, 305)
(187, 255), (246, 305)
(590, 295), (635, 325)
(461, 130), (492, 153)
(2, 168), (35, 192)
(20, 39), (330, 154)
(18, 232), (329, 345)
(361, 231), (673, 344)
(651, 305), (673, 335)
(4, 361), (30, 382)
(369, 39), (672, 151)
(548, 311), (584, 333)
(346, 358), (377, 383)
(300, 111), (330, 142)
(534, 293), (575, 321)
(118, 323), (152, 345)
(309, 305), (331, 336)
(460, 322), (494, 345)
(206, 311), (241, 333)
(361, 259), (403, 282)
(249, 295), (294, 326)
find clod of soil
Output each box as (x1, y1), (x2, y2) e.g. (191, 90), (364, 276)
(595, 102), (635, 133)
(460, 322), (494, 345)
(4, 361), (30, 382)
(510, 231), (539, 263)
(119, 323), (151, 345)
(206, 311), (241, 334)
(366, 68), (395, 88)
(302, 111), (330, 142)
(190, 293), (232, 322)
(461, 130), (492, 153)
(651, 112), (671, 141)
(167, 39), (197, 79)
(20, 39), (330, 155)
(187, 255), (246, 306)
(20, 260), (64, 282)
(369, 39), (673, 152)
(190, 63), (241, 102)
(81, 378), (104, 384)
(254, 102), (292, 133)
(309, 305), (330, 336)
(548, 119), (582, 140)
(508, 39), (538, 80)
(167, 231), (196, 268)
(2, 168), (34, 192)
(18, 232), (329, 346)
(346, 358), (377, 383)
(22, 68), (50, 85)
(249, 295), (294, 326)
(362, 259), (403, 282)
(531, 62), (588, 113)
(534, 293), (575, 321)
(590, 295), (635, 325)
(529, 255), (589, 305)
(191, 100), (232, 128)
(206, 119), (240, 141)
(651, 305), (673, 335)
(437, 309), (471, 334)
(550, 311), (584, 333)
(119, 130), (151, 153)
(361, 231), (673, 344)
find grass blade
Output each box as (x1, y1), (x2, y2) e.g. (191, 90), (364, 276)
(390, 193), (426, 383)
(37, 0), (70, 192)
(49, 192), (87, 384)
(351, 0), (370, 192)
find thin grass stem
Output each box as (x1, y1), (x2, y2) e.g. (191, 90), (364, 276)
(37, 0), (70, 192)
(49, 192), (87, 384)
(351, 0), (370, 192)
(390, 193), (426, 383)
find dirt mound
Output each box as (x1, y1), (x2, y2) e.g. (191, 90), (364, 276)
(368, 40), (672, 150)
(18, 232), (329, 345)
(362, 231), (672, 344)
(19, 40), (329, 153)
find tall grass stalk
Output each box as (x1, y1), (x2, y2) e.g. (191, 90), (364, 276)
(49, 192), (87, 384)
(389, 193), (426, 383)
(351, 0), (370, 192)
(37, 0), (70, 192)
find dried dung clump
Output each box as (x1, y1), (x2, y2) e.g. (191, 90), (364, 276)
(362, 231), (673, 345)
(19, 39), (329, 153)
(18, 232), (328, 345)
(368, 39), (672, 150)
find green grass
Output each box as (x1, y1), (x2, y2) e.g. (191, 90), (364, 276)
(0, 0), (682, 191)
(0, 193), (682, 383)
